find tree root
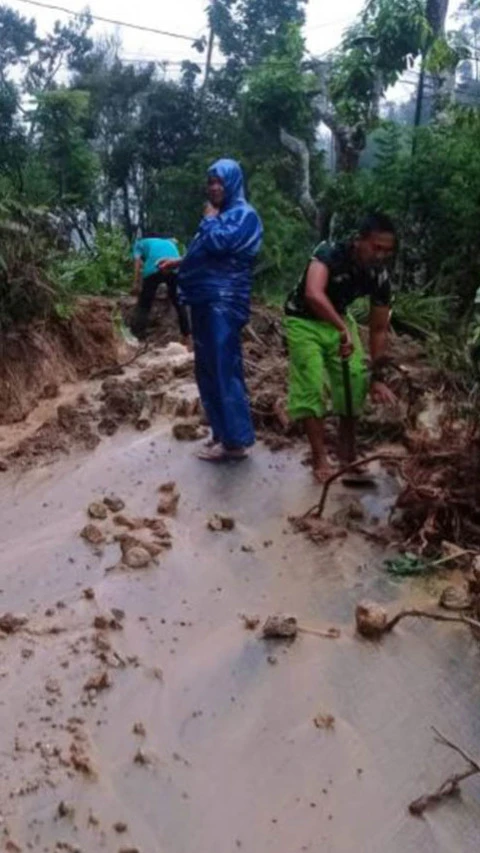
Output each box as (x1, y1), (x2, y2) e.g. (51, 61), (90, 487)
(384, 608), (480, 634)
(356, 601), (480, 638)
(302, 454), (403, 520)
(409, 727), (480, 816)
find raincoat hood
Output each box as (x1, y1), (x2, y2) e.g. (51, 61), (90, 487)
(208, 158), (246, 208)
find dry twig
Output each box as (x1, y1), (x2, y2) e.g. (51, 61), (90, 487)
(384, 608), (480, 634)
(302, 454), (403, 520)
(409, 727), (480, 816)
(89, 344), (148, 380)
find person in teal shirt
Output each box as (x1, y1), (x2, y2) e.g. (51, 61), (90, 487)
(131, 232), (191, 343)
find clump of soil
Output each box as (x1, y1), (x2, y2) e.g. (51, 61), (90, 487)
(103, 495), (126, 513)
(84, 670), (111, 692)
(99, 378), (148, 429)
(172, 418), (205, 441)
(207, 514), (235, 532)
(0, 612), (28, 634)
(123, 546), (152, 569)
(88, 501), (108, 520)
(81, 524), (106, 546)
(157, 482), (180, 516)
(262, 614), (298, 639)
(0, 297), (120, 426)
(313, 711), (335, 730)
(355, 601), (388, 637)
(289, 515), (348, 544)
(240, 614), (260, 630)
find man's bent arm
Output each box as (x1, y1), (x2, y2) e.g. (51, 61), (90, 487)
(305, 260), (348, 336)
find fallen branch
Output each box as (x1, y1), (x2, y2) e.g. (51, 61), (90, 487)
(303, 454), (403, 520)
(384, 608), (480, 633)
(409, 727), (480, 816)
(355, 600), (480, 638)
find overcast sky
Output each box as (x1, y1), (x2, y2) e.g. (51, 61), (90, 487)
(4, 0), (397, 68)
(8, 0), (463, 88)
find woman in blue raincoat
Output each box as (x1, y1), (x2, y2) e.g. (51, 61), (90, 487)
(161, 158), (263, 461)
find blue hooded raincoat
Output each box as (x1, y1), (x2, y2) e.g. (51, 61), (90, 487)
(178, 159), (263, 449)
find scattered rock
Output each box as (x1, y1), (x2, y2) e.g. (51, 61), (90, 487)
(439, 585), (471, 611)
(45, 677), (62, 695)
(143, 517), (170, 536)
(113, 822), (128, 834)
(123, 547), (151, 569)
(241, 544), (255, 553)
(111, 607), (125, 622)
(87, 501), (108, 520)
(5, 841), (22, 853)
(132, 722), (146, 737)
(289, 515), (348, 544)
(70, 740), (95, 777)
(113, 514), (144, 530)
(313, 712), (335, 730)
(80, 524), (105, 546)
(148, 667), (163, 681)
(103, 495), (126, 513)
(207, 514), (235, 532)
(93, 612), (123, 631)
(262, 614), (298, 639)
(116, 532), (165, 559)
(118, 848), (141, 853)
(267, 655), (278, 665)
(133, 748), (150, 766)
(157, 482), (180, 516)
(355, 601), (388, 637)
(84, 670), (111, 692)
(57, 800), (75, 819)
(83, 587), (95, 600)
(240, 614), (260, 631)
(0, 612), (28, 634)
(172, 418), (203, 441)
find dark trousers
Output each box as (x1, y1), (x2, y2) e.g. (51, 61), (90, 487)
(131, 271), (190, 340)
(191, 302), (255, 449)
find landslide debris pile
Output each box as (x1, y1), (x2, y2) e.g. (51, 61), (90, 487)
(396, 423), (480, 553)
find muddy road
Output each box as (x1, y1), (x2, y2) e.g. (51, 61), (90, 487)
(0, 345), (479, 853)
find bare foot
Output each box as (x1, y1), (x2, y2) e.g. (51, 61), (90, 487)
(313, 464), (336, 483)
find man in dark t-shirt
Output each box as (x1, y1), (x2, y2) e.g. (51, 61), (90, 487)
(284, 212), (396, 482)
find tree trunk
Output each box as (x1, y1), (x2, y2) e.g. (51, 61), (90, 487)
(332, 124), (365, 172)
(280, 128), (322, 231)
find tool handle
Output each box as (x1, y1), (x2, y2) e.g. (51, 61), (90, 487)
(341, 356), (353, 420)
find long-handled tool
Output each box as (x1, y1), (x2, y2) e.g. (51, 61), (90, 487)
(340, 355), (377, 488)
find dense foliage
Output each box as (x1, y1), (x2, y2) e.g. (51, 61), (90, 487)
(0, 0), (479, 343)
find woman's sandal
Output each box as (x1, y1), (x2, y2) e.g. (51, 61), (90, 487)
(196, 444), (248, 462)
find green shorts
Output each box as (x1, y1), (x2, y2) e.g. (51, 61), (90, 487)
(284, 315), (368, 420)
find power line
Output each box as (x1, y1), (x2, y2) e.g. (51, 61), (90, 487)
(308, 18), (351, 32)
(12, 0), (201, 42)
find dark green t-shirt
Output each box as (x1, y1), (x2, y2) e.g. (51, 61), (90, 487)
(285, 241), (392, 319)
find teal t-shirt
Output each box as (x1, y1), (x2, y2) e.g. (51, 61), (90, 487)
(132, 237), (180, 279)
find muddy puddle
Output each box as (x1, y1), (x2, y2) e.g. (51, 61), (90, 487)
(0, 416), (479, 853)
